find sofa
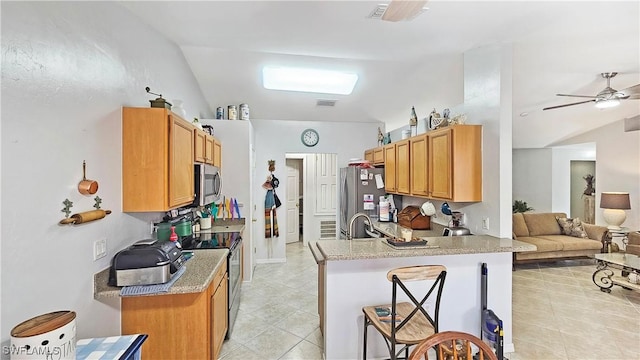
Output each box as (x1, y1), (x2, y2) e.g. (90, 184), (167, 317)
(628, 231), (640, 256)
(512, 212), (608, 263)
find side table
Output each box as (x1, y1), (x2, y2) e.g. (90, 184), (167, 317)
(77, 334), (147, 360)
(608, 227), (632, 252)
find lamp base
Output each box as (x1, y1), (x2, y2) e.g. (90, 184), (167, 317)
(603, 209), (626, 230)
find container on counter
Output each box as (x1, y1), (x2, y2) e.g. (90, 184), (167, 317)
(216, 107), (224, 119)
(227, 105), (237, 120)
(239, 103), (250, 120)
(379, 197), (390, 222)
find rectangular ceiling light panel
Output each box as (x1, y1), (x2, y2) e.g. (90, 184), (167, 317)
(262, 66), (358, 95)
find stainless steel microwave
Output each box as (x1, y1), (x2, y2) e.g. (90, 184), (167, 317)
(193, 163), (222, 207)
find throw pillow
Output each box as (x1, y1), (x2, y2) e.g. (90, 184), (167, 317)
(556, 217), (588, 238)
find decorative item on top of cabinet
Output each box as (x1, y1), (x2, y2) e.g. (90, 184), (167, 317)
(145, 87), (171, 110)
(122, 107), (195, 212)
(378, 127), (384, 146)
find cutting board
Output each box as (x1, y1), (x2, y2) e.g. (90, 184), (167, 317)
(397, 206), (431, 230)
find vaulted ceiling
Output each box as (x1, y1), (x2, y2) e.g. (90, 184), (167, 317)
(120, 1), (640, 149)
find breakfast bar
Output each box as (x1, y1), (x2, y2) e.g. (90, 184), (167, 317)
(310, 236), (535, 360)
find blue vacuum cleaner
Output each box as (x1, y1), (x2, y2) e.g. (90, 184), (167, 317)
(476, 263), (506, 360)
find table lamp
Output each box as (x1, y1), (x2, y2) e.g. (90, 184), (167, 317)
(600, 192), (631, 230)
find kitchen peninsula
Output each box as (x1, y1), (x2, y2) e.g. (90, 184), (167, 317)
(310, 235), (535, 360)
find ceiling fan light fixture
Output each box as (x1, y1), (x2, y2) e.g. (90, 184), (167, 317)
(595, 98), (620, 109)
(262, 66), (358, 95)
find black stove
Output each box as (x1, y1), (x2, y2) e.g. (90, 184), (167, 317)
(180, 231), (241, 250)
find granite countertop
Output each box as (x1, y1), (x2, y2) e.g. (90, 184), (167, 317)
(94, 248), (228, 300)
(313, 236), (536, 261)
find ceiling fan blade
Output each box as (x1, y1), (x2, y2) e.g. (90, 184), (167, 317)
(382, 0), (428, 22)
(543, 99), (595, 111)
(555, 94), (598, 98)
(617, 84), (640, 99)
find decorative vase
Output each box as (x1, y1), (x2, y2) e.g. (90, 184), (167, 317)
(172, 99), (187, 119)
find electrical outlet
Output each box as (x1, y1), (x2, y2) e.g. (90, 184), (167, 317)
(482, 217), (489, 230)
(94, 238), (107, 261)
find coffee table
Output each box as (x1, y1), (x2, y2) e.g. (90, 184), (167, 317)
(593, 253), (640, 293)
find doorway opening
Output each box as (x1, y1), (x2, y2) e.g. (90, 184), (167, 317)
(285, 153), (338, 247)
(570, 160), (596, 223)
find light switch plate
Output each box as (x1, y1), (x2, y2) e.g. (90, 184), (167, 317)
(94, 238), (107, 260)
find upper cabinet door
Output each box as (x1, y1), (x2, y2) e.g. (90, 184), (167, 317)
(384, 144), (397, 192)
(395, 139), (411, 194)
(410, 134), (428, 196)
(194, 129), (206, 163)
(169, 114), (195, 208)
(122, 107), (195, 212)
(204, 134), (215, 165)
(428, 128), (453, 199)
(213, 138), (222, 168)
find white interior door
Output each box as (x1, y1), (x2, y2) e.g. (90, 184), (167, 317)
(285, 160), (300, 243)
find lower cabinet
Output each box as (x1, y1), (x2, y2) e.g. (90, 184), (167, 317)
(121, 259), (228, 360)
(211, 272), (228, 359)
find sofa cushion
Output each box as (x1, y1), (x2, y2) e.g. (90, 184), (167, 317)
(556, 217), (588, 238)
(515, 236), (563, 252)
(537, 235), (602, 251)
(522, 213), (566, 236)
(512, 213), (529, 237)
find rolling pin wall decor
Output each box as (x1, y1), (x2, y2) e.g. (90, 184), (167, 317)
(60, 160), (110, 225)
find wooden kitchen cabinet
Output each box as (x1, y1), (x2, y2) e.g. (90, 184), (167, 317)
(195, 129), (216, 166)
(364, 149), (374, 163)
(395, 139), (411, 194)
(384, 140), (409, 194)
(384, 144), (397, 192)
(121, 258), (228, 360)
(364, 147), (384, 166)
(410, 134), (429, 196)
(122, 107), (195, 212)
(211, 271), (228, 359)
(428, 125), (482, 202)
(213, 137), (222, 168)
(372, 147), (384, 165)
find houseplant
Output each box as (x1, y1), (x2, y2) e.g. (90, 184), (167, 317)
(513, 200), (534, 213)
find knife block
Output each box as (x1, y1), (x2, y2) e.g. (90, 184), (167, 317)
(397, 206), (431, 230)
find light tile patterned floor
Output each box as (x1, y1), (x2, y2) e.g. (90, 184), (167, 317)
(220, 243), (640, 360)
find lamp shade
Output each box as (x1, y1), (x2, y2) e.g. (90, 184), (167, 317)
(600, 192), (631, 209)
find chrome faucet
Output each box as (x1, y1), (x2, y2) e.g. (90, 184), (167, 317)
(347, 212), (374, 240)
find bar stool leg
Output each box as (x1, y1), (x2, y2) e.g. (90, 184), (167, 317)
(363, 315), (368, 360)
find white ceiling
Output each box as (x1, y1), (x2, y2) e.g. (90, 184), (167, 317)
(120, 1), (640, 149)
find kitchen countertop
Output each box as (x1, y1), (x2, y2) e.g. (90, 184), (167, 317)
(94, 248), (228, 300)
(313, 236), (536, 261)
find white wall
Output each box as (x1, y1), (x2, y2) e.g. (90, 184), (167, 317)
(394, 45), (513, 238)
(513, 149), (553, 212)
(201, 120), (255, 281)
(1, 2), (211, 346)
(555, 121), (640, 230)
(251, 119), (382, 262)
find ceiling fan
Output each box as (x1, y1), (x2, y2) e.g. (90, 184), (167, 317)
(381, 0), (428, 22)
(543, 72), (640, 111)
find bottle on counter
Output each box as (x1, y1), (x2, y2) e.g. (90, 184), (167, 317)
(379, 198), (390, 222)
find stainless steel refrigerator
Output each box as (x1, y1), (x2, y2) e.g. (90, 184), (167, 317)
(340, 166), (386, 239)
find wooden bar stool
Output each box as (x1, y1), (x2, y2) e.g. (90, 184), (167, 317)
(408, 331), (498, 360)
(362, 265), (447, 360)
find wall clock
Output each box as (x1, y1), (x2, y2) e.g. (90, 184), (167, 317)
(301, 128), (319, 147)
